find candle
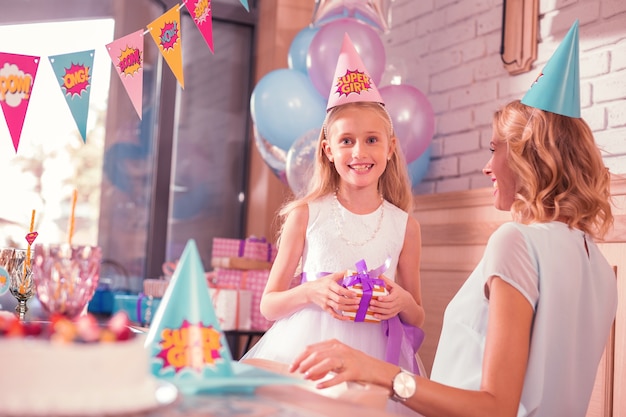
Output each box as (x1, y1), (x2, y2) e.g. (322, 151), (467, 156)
(68, 189), (77, 246)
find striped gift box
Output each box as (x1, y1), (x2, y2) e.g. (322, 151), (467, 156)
(342, 274), (389, 323)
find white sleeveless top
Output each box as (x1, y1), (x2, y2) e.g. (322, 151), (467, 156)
(302, 193), (408, 279)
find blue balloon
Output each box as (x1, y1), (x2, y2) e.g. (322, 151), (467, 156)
(407, 146), (432, 189)
(250, 69), (326, 151)
(288, 25), (319, 74)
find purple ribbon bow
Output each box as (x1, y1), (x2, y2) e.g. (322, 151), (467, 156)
(341, 258), (389, 323)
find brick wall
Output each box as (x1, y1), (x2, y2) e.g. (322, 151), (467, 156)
(383, 0), (626, 194)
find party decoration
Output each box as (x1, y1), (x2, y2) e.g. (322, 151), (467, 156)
(250, 68), (326, 151)
(252, 125), (288, 184)
(521, 20), (580, 118)
(312, 0), (393, 33)
(307, 18), (386, 99)
(106, 29), (144, 119)
(407, 145), (431, 189)
(326, 32), (383, 110)
(239, 0), (250, 12)
(0, 53), (40, 153)
(147, 4), (185, 89)
(48, 49), (95, 143)
(288, 25), (319, 75)
(68, 189), (77, 245)
(183, 0), (215, 54)
(145, 239), (300, 394)
(23, 209), (37, 278)
(286, 128), (320, 197)
(380, 84), (435, 163)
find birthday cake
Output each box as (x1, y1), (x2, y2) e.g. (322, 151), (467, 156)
(0, 312), (174, 416)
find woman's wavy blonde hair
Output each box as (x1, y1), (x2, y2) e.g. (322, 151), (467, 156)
(274, 101), (414, 240)
(493, 100), (613, 239)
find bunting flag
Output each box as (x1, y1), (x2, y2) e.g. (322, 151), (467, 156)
(147, 4), (185, 89)
(239, 0), (250, 12)
(106, 29), (145, 119)
(48, 50), (95, 143)
(0, 53), (40, 153)
(183, 0), (215, 54)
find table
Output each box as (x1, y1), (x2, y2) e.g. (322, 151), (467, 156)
(142, 359), (400, 417)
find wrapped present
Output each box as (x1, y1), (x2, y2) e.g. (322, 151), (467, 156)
(212, 236), (277, 263)
(211, 256), (272, 271)
(341, 259), (390, 323)
(143, 278), (171, 298)
(112, 293), (161, 326)
(209, 288), (252, 330)
(213, 268), (273, 331)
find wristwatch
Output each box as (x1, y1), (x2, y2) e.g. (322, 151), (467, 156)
(391, 368), (416, 402)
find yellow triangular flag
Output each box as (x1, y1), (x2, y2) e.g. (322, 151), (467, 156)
(147, 4), (185, 89)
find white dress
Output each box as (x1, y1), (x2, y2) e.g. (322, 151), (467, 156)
(242, 194), (425, 416)
(431, 222), (617, 416)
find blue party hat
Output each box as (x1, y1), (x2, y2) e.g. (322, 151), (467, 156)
(521, 20), (580, 118)
(145, 240), (235, 391)
(144, 239), (301, 394)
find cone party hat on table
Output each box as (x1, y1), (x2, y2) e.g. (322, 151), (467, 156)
(144, 239), (300, 394)
(521, 20), (581, 118)
(326, 33), (384, 111)
(144, 239), (235, 391)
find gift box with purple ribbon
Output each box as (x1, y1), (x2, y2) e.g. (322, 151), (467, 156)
(341, 259), (389, 323)
(211, 236), (277, 263)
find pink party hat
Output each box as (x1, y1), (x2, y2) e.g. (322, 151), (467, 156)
(521, 20), (581, 118)
(326, 33), (384, 110)
(144, 239), (235, 393)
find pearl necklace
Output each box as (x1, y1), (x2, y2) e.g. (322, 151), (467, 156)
(333, 191), (385, 247)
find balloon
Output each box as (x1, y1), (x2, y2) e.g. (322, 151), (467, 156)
(380, 84), (435, 163)
(407, 145), (431, 189)
(286, 128), (321, 197)
(288, 25), (319, 74)
(252, 124), (288, 185)
(250, 69), (326, 151)
(312, 0), (393, 33)
(307, 18), (386, 98)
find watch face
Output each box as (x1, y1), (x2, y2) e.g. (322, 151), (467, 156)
(393, 371), (416, 400)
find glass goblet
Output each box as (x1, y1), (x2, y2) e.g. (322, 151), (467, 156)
(33, 243), (102, 319)
(1, 248), (34, 320)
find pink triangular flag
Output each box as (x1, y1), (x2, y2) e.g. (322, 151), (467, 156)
(183, 0), (214, 54)
(0, 53), (40, 153)
(106, 29), (144, 119)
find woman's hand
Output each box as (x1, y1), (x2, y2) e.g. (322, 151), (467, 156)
(305, 272), (360, 320)
(368, 275), (413, 321)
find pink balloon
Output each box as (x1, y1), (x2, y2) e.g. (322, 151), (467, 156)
(380, 85), (435, 163)
(307, 18), (386, 98)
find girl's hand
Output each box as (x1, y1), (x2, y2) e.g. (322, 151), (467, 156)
(305, 272), (360, 320)
(368, 275), (412, 320)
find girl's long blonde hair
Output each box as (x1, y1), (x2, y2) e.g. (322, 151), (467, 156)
(493, 100), (613, 239)
(275, 101), (414, 240)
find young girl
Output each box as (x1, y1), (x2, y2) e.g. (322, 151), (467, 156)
(242, 34), (425, 415)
